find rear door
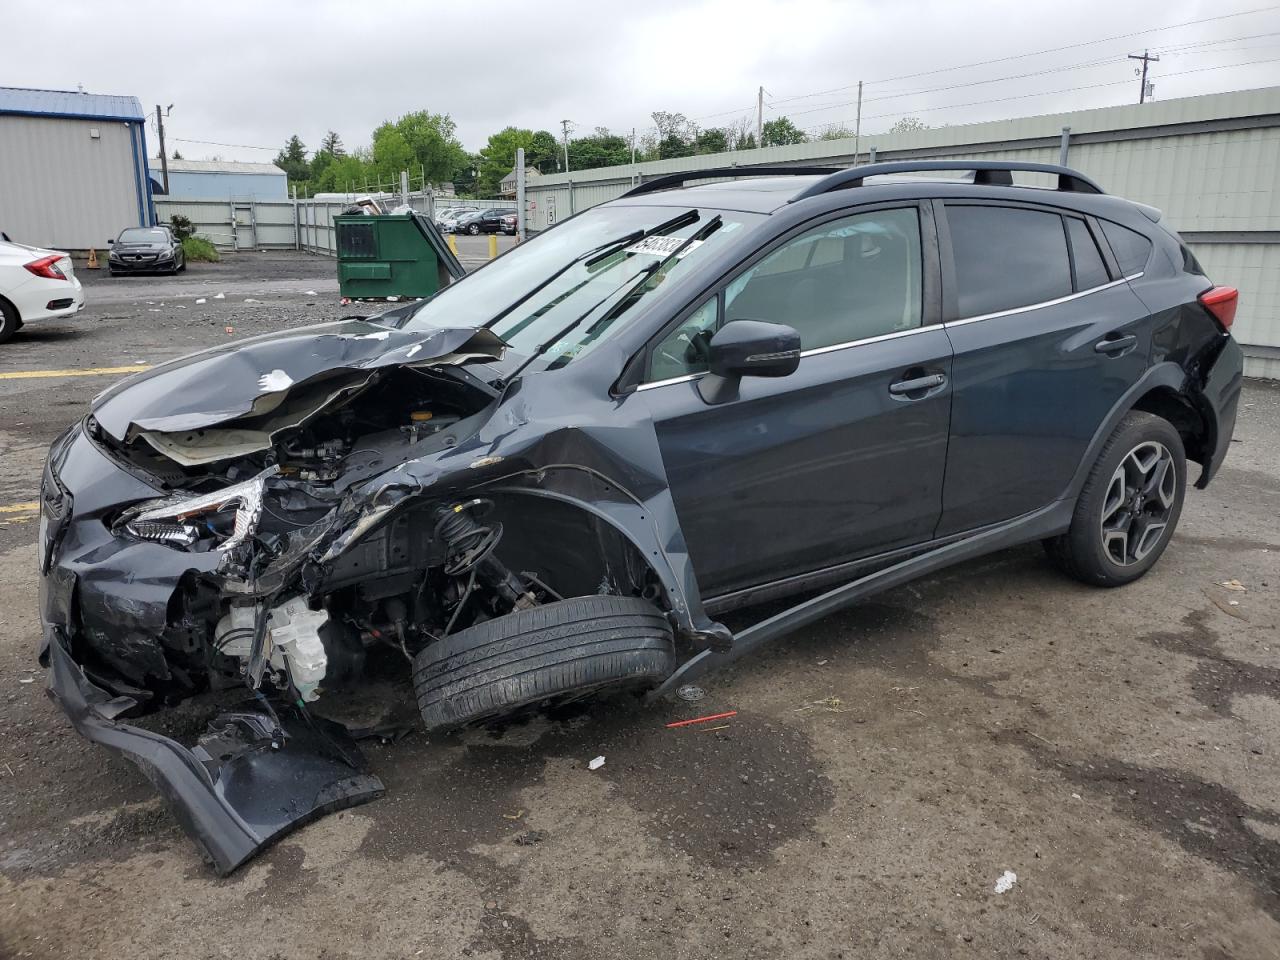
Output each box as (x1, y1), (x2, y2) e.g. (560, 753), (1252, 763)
(936, 201), (1152, 535)
(637, 203), (954, 599)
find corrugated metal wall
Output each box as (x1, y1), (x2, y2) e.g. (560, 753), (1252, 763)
(0, 115), (146, 250)
(157, 171), (288, 201)
(523, 87), (1280, 377)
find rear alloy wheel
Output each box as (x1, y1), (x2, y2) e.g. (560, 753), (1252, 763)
(0, 298), (18, 344)
(467, 223), (481, 235)
(412, 595), (675, 732)
(1045, 411), (1186, 586)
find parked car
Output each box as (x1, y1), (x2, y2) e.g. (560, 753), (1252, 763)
(456, 207), (516, 234)
(39, 161), (1242, 873)
(500, 212), (517, 235)
(107, 226), (185, 275)
(0, 238), (85, 343)
(434, 206), (478, 232)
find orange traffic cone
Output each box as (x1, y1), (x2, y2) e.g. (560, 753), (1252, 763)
(87, 248), (100, 269)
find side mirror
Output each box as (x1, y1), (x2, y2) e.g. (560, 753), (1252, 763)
(698, 319), (801, 404)
(107, 239), (114, 246)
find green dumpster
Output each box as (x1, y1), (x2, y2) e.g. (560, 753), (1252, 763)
(335, 212), (466, 300)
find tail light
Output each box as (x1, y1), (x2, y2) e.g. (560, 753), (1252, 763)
(23, 255), (68, 281)
(1198, 286), (1238, 331)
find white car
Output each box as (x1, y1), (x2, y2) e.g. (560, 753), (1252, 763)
(0, 239), (85, 344)
(435, 207), (479, 233)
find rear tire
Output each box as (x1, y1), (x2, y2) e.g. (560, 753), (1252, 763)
(1044, 411), (1186, 587)
(412, 595), (675, 732)
(0, 298), (18, 344)
(467, 223), (480, 235)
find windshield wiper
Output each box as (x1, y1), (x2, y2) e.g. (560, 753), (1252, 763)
(500, 214), (723, 387)
(481, 208), (700, 331)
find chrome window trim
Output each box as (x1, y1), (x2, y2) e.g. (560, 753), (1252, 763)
(944, 273), (1144, 328)
(636, 324), (935, 391)
(634, 272), (1145, 391)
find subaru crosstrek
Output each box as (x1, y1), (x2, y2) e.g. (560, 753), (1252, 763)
(38, 161), (1243, 872)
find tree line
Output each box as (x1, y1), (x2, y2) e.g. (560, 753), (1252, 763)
(275, 110), (928, 199)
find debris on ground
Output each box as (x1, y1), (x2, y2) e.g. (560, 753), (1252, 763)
(588, 756), (606, 770)
(1218, 579), (1247, 591)
(501, 809), (525, 821)
(513, 830), (548, 846)
(794, 697), (844, 714)
(994, 870), (1018, 894)
(195, 298), (206, 304)
(213, 292), (225, 299)
(666, 710), (738, 729)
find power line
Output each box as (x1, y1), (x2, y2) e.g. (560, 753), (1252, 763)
(173, 137), (277, 151)
(769, 3), (1279, 102)
(799, 55), (1280, 132)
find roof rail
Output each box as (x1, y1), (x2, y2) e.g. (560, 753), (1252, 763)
(791, 160), (1105, 200)
(621, 165), (841, 198)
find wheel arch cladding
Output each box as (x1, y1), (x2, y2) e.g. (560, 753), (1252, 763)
(1130, 385), (1208, 467)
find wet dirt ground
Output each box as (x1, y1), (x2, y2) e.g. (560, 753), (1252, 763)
(1, 251), (1277, 959)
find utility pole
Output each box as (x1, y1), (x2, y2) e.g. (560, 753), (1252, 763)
(1128, 49), (1159, 104)
(756, 85), (764, 148)
(853, 80), (863, 164)
(560, 119), (572, 173)
(155, 104), (172, 194)
(630, 127), (637, 186)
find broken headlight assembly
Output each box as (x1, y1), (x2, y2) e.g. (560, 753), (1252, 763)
(120, 467), (275, 552)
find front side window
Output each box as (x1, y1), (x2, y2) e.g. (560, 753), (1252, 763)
(727, 207), (923, 350)
(947, 205), (1072, 317)
(642, 207), (923, 382)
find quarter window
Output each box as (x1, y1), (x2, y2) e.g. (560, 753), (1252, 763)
(1100, 221), (1153, 276)
(1066, 217), (1110, 291)
(947, 205), (1072, 317)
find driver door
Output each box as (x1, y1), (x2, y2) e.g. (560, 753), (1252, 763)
(636, 204), (953, 600)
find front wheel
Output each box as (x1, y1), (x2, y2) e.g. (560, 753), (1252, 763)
(1045, 411), (1186, 587)
(467, 223), (480, 235)
(412, 595), (675, 731)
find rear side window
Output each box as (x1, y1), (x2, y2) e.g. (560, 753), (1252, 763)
(1066, 217), (1110, 291)
(1100, 221), (1153, 276)
(947, 205), (1072, 317)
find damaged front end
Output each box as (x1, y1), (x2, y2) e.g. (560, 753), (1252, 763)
(39, 317), (708, 872)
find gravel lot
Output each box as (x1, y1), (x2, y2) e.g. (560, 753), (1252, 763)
(1, 250), (1277, 960)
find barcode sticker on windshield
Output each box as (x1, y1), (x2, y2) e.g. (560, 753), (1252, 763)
(624, 236), (704, 258)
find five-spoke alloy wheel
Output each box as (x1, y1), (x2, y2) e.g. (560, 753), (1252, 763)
(1045, 411), (1187, 586)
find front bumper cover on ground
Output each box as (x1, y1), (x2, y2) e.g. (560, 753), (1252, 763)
(45, 627), (384, 874)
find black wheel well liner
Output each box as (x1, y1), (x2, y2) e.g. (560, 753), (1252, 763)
(1129, 385), (1208, 466)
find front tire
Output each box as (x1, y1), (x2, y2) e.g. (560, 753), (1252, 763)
(1045, 411), (1186, 587)
(467, 223), (480, 235)
(412, 595), (675, 732)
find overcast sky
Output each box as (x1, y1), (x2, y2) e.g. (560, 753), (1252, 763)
(6, 0), (1279, 161)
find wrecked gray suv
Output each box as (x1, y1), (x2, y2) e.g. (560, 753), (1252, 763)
(38, 162), (1244, 873)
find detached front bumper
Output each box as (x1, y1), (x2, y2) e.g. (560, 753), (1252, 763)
(39, 426), (384, 874)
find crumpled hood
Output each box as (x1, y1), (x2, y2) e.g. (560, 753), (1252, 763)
(91, 318), (507, 442)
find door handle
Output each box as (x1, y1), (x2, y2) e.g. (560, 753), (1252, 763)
(1094, 333), (1137, 354)
(889, 373), (946, 396)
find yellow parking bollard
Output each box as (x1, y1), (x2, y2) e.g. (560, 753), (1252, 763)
(447, 234), (458, 256)
(488, 234), (498, 260)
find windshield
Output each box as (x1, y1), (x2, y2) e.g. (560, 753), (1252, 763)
(119, 228), (168, 243)
(404, 203), (761, 367)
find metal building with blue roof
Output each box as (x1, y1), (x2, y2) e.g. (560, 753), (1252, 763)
(0, 86), (154, 250)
